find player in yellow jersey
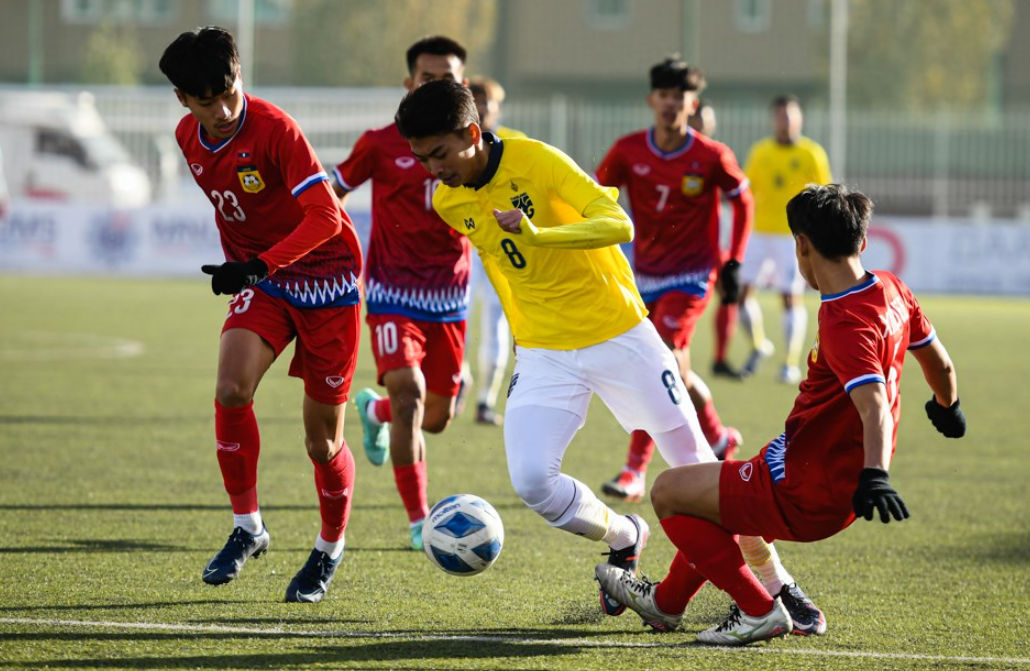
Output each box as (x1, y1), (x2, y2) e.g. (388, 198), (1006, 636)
(395, 79), (716, 617)
(461, 76), (527, 426)
(740, 95), (832, 384)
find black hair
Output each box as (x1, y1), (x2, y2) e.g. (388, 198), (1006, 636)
(396, 79), (479, 140)
(159, 26), (239, 98)
(787, 184), (873, 259)
(649, 56), (706, 93)
(772, 94), (802, 110)
(406, 36), (467, 75)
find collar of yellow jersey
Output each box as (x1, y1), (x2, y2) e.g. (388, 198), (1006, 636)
(473, 131), (503, 191)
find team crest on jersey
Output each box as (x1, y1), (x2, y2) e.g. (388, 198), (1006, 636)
(464, 217), (476, 231)
(681, 174), (704, 197)
(511, 192), (535, 218)
(810, 333), (820, 363)
(237, 165), (265, 193)
(632, 163), (651, 176)
(395, 156), (417, 169)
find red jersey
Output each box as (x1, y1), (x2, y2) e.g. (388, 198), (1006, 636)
(334, 123), (470, 322)
(762, 271), (936, 511)
(176, 94), (362, 308)
(595, 128), (751, 303)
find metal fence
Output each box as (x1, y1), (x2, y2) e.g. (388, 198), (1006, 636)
(22, 86), (1030, 219)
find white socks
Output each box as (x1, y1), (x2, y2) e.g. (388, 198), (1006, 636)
(315, 533), (345, 561)
(234, 511), (263, 535)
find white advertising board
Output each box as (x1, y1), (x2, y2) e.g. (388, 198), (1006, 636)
(1, 202), (1027, 296)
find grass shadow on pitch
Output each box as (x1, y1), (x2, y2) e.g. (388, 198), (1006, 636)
(0, 539), (185, 554)
(23, 638), (581, 669)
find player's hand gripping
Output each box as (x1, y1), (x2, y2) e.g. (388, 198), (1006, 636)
(718, 259), (742, 304)
(493, 208), (528, 234)
(201, 258), (268, 296)
(925, 396), (966, 438)
(852, 468), (909, 523)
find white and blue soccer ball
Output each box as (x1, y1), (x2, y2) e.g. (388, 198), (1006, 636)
(422, 494), (504, 576)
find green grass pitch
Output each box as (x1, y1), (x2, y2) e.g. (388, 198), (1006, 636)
(1, 275), (1029, 670)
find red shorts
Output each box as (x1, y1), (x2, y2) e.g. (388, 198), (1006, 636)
(719, 452), (857, 543)
(366, 313), (467, 397)
(648, 288), (712, 350)
(222, 287), (360, 405)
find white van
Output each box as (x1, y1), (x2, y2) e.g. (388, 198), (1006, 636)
(0, 91), (151, 209)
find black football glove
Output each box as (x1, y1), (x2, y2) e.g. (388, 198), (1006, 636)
(852, 468), (909, 523)
(925, 396), (966, 438)
(201, 258), (268, 296)
(718, 259), (742, 304)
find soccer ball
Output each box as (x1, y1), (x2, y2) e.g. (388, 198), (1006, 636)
(422, 494), (504, 576)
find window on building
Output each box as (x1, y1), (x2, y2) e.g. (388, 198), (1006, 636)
(735, 0), (771, 33)
(588, 0), (631, 29)
(61, 0), (175, 24)
(208, 0), (293, 26)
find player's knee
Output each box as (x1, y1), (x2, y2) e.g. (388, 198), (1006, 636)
(650, 471), (676, 518)
(215, 379), (255, 407)
(509, 468), (556, 509)
(422, 401), (454, 434)
(305, 434), (341, 464)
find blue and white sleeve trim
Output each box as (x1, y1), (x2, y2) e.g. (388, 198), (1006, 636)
(291, 171), (328, 197)
(333, 167), (355, 192)
(725, 178), (750, 199)
(908, 327), (937, 350)
(763, 433), (788, 484)
(844, 373), (886, 393)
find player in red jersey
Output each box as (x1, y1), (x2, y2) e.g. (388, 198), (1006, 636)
(596, 184), (967, 645)
(595, 59), (750, 500)
(332, 37), (471, 551)
(160, 27), (363, 603)
(595, 57), (821, 633)
(688, 100), (744, 380)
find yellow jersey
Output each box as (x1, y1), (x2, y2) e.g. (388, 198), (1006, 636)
(744, 136), (832, 235)
(432, 134), (646, 350)
(496, 125), (528, 140)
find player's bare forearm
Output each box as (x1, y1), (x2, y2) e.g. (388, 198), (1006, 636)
(850, 383), (894, 471)
(912, 338), (958, 407)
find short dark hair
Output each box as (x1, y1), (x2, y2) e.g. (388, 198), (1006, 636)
(787, 184), (873, 259)
(159, 26), (239, 98)
(406, 36), (467, 75)
(772, 94), (802, 110)
(396, 79), (479, 140)
(650, 56), (706, 93)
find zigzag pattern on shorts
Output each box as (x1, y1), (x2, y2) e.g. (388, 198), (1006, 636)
(634, 268), (711, 302)
(365, 277), (470, 318)
(261, 272), (361, 309)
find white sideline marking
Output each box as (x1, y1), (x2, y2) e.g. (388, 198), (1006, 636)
(0, 331), (144, 361)
(2, 617), (1029, 665)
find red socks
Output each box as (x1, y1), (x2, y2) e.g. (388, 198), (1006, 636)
(311, 444), (355, 542)
(655, 551), (707, 615)
(214, 400), (261, 514)
(625, 430), (656, 473)
(715, 303), (738, 363)
(393, 461), (429, 523)
(660, 515), (773, 617)
(696, 399), (727, 448)
(373, 398), (392, 423)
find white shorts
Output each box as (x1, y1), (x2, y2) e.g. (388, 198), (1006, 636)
(741, 232), (807, 295)
(506, 319), (694, 434)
